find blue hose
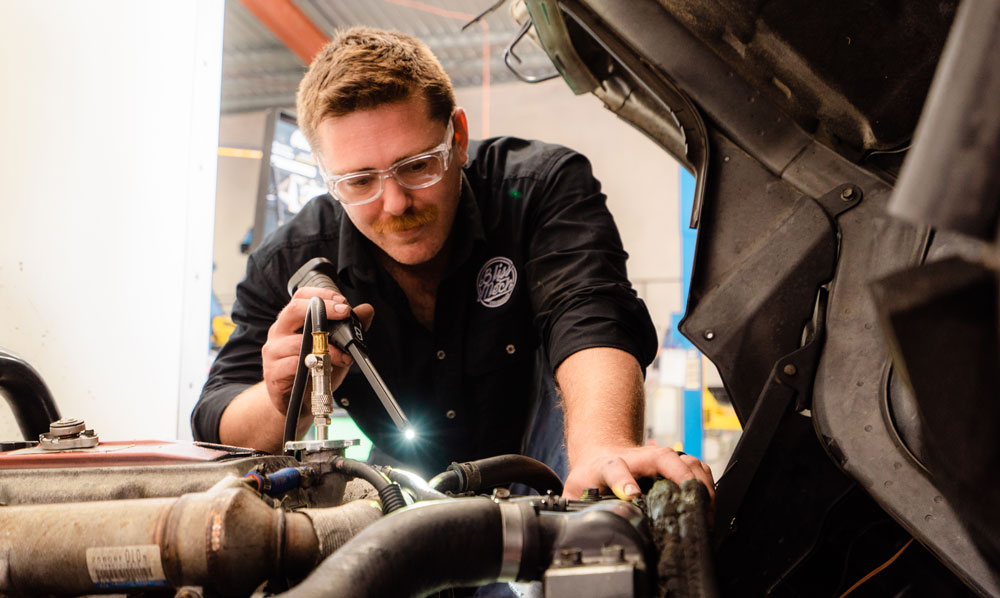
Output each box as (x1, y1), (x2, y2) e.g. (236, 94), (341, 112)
(265, 467), (303, 496)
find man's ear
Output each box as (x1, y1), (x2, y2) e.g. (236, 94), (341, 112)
(452, 107), (470, 167)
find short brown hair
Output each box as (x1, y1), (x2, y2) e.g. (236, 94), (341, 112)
(296, 27), (456, 151)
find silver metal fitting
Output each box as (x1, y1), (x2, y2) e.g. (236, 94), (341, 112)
(39, 417), (98, 450)
(49, 417), (86, 437)
(283, 438), (359, 454)
(307, 351), (334, 440)
(497, 500), (525, 581)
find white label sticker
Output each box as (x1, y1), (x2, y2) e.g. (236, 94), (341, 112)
(86, 545), (167, 589)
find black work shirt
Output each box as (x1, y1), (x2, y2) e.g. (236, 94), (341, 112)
(193, 137), (657, 476)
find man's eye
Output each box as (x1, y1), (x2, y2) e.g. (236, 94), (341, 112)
(400, 158), (431, 174)
(346, 176), (373, 188)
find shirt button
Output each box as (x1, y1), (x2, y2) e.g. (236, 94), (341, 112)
(505, 344), (516, 355)
(340, 398), (350, 407)
(445, 409), (456, 419)
(436, 349), (446, 360)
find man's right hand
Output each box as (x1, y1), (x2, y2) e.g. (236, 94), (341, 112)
(261, 287), (374, 415)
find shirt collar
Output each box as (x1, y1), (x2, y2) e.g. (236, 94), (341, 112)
(335, 172), (486, 285)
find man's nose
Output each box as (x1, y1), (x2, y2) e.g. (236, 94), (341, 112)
(380, 175), (411, 216)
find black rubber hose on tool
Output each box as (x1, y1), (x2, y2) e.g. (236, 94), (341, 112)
(430, 454), (564, 496)
(277, 498), (504, 598)
(0, 348), (61, 440)
(282, 297), (326, 454)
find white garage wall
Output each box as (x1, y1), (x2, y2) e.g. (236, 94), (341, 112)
(0, 1), (224, 442)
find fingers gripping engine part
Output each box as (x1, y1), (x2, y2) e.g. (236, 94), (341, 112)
(286, 257), (413, 436)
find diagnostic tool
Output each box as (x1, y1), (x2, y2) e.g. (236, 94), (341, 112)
(287, 258), (413, 437)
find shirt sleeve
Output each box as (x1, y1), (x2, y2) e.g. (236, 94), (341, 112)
(524, 149), (659, 372)
(191, 253), (287, 443)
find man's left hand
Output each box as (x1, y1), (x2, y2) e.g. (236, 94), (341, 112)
(562, 445), (715, 502)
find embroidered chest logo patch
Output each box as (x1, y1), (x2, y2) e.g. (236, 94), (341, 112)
(476, 257), (517, 308)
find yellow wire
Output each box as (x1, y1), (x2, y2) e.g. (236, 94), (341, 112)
(838, 538), (915, 598)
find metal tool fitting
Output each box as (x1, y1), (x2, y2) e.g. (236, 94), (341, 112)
(307, 332), (334, 441)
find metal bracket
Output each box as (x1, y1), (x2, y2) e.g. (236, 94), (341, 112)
(713, 288), (828, 537)
(284, 438), (358, 454)
(504, 19), (561, 83)
(814, 183), (864, 219)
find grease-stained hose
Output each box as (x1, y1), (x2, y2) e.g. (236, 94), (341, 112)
(429, 454), (563, 496)
(278, 498), (504, 598)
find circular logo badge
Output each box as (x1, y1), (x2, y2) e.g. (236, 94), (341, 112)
(476, 257), (517, 308)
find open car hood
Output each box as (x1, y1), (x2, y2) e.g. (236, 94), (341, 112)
(524, 0), (1000, 595)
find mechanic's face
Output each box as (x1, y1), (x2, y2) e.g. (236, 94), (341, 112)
(315, 95), (469, 267)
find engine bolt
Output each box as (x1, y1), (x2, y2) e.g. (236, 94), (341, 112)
(601, 545), (626, 563)
(559, 548), (583, 565)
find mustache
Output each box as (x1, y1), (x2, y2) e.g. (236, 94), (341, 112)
(372, 205), (438, 233)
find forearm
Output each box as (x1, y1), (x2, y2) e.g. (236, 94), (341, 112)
(218, 381), (310, 453)
(556, 347), (714, 501)
(555, 346), (645, 466)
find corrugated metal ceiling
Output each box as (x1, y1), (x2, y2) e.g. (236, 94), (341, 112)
(221, 0), (557, 113)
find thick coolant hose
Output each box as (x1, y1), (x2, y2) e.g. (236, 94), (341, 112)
(429, 454), (563, 495)
(279, 498), (504, 598)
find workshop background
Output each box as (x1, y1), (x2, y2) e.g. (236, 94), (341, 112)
(0, 0), (739, 475)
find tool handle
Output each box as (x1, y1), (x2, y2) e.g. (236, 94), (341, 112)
(288, 257), (365, 348)
(287, 257), (342, 297)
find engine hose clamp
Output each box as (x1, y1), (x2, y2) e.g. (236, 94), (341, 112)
(497, 500), (524, 581)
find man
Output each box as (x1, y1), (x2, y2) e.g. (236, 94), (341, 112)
(193, 27), (713, 501)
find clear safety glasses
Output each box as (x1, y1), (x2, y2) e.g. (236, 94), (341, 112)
(322, 119), (454, 206)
